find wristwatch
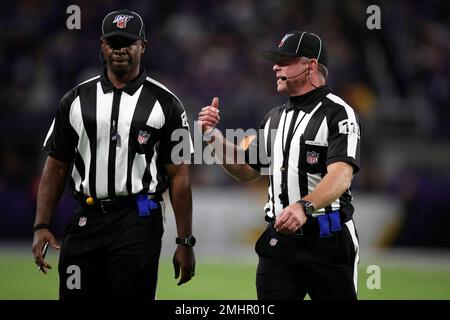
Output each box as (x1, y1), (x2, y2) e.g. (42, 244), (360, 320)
(297, 200), (315, 216)
(33, 223), (50, 233)
(176, 235), (196, 247)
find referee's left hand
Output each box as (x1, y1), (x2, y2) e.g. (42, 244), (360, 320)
(173, 246), (196, 286)
(274, 203), (308, 235)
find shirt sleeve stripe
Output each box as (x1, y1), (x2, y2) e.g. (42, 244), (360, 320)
(43, 119), (55, 147)
(326, 93), (359, 159)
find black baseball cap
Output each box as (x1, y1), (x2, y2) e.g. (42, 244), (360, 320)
(261, 31), (328, 67)
(101, 9), (145, 40)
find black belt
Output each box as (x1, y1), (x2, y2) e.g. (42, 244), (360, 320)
(265, 215), (322, 236)
(74, 193), (161, 214)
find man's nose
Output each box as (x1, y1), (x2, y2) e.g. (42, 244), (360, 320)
(273, 64), (281, 71)
(113, 47), (126, 53)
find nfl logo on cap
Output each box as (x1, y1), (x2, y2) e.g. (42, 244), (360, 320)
(113, 14), (133, 29)
(278, 33), (294, 48)
(101, 9), (146, 41)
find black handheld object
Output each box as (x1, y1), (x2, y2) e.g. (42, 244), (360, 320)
(37, 242), (49, 273)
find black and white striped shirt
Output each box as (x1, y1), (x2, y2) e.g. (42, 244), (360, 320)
(43, 68), (192, 199)
(246, 85), (361, 222)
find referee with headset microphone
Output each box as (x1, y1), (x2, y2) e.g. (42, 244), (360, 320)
(32, 10), (196, 300)
(199, 31), (361, 300)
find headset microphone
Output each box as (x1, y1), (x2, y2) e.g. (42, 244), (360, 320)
(280, 67), (309, 81)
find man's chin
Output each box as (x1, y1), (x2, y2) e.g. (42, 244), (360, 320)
(276, 83), (288, 94)
(110, 65), (129, 77)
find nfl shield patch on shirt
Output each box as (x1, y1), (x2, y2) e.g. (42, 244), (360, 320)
(269, 238), (278, 246)
(306, 151), (319, 165)
(78, 216), (87, 227)
(137, 130), (150, 145)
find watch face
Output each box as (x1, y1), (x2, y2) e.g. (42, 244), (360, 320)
(177, 236), (196, 247)
(299, 200), (314, 215)
(187, 236), (196, 246)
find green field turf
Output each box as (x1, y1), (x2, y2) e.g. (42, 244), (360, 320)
(1, 251), (449, 300)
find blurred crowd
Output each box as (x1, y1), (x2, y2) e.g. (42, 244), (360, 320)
(0, 0), (449, 246)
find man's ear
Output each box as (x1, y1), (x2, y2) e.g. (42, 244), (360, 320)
(309, 59), (318, 72)
(99, 39), (107, 58)
(141, 39), (148, 54)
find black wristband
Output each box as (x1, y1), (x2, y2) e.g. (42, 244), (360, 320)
(176, 235), (196, 247)
(33, 223), (50, 233)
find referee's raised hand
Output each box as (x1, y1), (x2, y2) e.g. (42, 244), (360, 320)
(198, 97), (220, 134)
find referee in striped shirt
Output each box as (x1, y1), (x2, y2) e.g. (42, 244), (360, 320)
(199, 31), (361, 300)
(32, 10), (195, 299)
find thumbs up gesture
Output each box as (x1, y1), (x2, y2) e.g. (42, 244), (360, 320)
(198, 97), (220, 134)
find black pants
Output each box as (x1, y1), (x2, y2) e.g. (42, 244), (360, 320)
(255, 220), (359, 300)
(58, 202), (164, 300)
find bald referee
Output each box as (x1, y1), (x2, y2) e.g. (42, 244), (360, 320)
(32, 9), (195, 300)
(199, 31), (361, 300)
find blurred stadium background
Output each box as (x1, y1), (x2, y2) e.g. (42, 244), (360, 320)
(0, 0), (449, 299)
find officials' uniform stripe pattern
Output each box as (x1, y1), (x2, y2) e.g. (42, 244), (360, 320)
(43, 69), (193, 199)
(345, 220), (360, 293)
(246, 86), (361, 222)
